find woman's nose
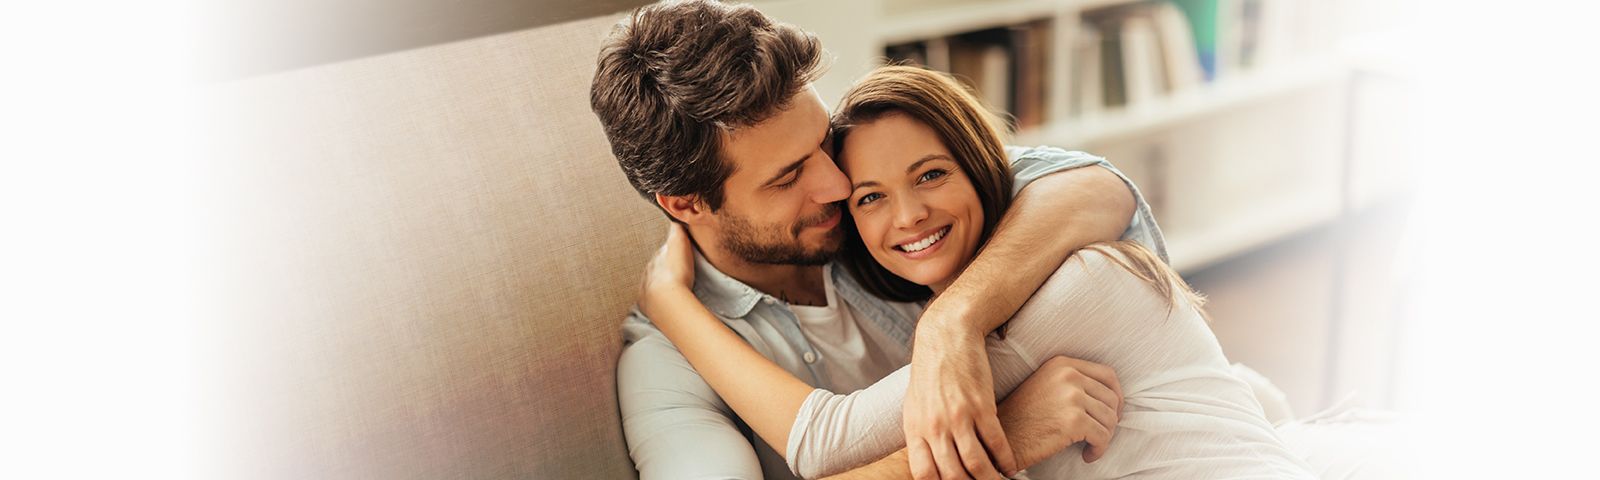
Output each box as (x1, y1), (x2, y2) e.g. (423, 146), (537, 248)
(893, 195), (929, 229)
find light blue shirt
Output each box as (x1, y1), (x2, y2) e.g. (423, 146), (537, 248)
(617, 146), (1167, 479)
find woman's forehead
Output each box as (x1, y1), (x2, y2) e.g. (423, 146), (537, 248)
(840, 113), (948, 173)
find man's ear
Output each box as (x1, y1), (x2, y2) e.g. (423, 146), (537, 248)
(655, 193), (712, 225)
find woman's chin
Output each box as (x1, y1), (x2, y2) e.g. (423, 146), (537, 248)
(887, 265), (953, 290)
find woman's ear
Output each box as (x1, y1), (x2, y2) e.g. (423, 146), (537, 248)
(655, 193), (710, 225)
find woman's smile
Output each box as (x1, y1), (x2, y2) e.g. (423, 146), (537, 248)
(892, 225), (951, 259)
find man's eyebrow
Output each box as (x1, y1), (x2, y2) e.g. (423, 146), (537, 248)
(762, 151), (813, 187)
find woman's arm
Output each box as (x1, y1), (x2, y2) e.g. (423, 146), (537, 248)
(638, 223), (815, 453)
(641, 284), (815, 452)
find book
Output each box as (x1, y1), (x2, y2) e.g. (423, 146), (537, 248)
(1120, 13), (1164, 106)
(885, 41), (929, 67)
(1253, 0), (1299, 67)
(947, 28), (1015, 121)
(1171, 0), (1221, 81)
(1070, 23), (1104, 117)
(979, 44), (1011, 116)
(1151, 1), (1204, 92)
(1099, 18), (1127, 108)
(1010, 20), (1050, 129)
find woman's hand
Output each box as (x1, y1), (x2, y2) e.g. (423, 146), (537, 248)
(903, 325), (1016, 480)
(638, 222), (697, 320)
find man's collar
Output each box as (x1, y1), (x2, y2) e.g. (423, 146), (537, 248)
(691, 249), (766, 319)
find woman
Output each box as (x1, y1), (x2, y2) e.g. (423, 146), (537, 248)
(638, 66), (1313, 479)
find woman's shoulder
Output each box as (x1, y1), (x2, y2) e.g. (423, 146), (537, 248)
(1055, 241), (1186, 300)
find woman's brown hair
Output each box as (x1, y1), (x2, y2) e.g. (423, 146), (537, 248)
(831, 66), (1207, 319)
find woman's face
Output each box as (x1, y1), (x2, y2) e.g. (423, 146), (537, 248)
(838, 111), (984, 292)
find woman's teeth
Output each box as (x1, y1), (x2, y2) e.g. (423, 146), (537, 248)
(898, 227), (949, 253)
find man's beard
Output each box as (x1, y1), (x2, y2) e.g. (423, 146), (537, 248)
(719, 204), (843, 266)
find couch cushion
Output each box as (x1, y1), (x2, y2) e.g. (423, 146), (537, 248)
(204, 12), (653, 479)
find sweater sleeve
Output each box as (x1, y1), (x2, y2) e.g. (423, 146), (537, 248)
(784, 366), (911, 479)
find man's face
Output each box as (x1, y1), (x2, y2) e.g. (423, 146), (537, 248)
(708, 88), (851, 265)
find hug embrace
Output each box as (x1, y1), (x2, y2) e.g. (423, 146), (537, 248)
(592, 1), (1314, 478)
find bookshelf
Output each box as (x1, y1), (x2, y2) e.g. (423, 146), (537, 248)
(757, 0), (1388, 275)
(876, 0), (1061, 45)
(1015, 54), (1345, 148)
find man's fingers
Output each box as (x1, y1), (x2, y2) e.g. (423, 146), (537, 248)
(1050, 356), (1123, 412)
(1081, 362), (1124, 412)
(1071, 374), (1119, 421)
(1079, 393), (1119, 438)
(930, 436), (974, 480)
(974, 415), (1019, 476)
(1077, 415), (1113, 464)
(909, 440), (939, 480)
(954, 423), (1004, 480)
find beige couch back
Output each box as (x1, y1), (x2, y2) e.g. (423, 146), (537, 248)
(204, 13), (653, 479)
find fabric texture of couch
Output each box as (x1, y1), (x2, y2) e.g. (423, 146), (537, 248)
(205, 12), (650, 479)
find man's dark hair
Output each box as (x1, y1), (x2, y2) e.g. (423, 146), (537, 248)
(590, 0), (825, 212)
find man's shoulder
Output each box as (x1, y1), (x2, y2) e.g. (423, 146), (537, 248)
(1005, 144), (1103, 164)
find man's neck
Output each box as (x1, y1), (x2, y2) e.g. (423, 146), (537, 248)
(696, 237), (828, 307)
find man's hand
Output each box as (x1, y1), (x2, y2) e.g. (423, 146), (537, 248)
(997, 356), (1124, 467)
(903, 324), (1016, 480)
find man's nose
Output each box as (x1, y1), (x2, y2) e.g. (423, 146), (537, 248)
(809, 159), (851, 204)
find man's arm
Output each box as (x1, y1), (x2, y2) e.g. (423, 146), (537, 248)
(902, 162), (1137, 477)
(926, 163), (1136, 345)
(617, 330), (765, 479)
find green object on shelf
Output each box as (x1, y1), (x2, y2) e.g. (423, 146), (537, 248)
(1170, 0), (1218, 80)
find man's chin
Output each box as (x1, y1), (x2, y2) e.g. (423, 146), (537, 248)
(810, 227), (846, 257)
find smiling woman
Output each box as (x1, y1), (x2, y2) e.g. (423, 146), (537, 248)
(831, 66), (1018, 302)
(839, 114), (989, 293)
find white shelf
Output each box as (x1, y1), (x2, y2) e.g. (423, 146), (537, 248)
(876, 0), (1157, 44)
(877, 0), (1062, 44)
(1167, 190), (1342, 274)
(1013, 56), (1347, 148)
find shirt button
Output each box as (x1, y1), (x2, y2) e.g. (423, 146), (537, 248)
(803, 351), (817, 364)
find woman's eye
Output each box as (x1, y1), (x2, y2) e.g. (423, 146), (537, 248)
(856, 192), (883, 206)
(918, 169), (949, 183)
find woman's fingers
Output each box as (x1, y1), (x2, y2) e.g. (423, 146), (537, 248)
(973, 414), (1019, 476)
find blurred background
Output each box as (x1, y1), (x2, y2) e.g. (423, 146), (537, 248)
(754, 0), (1416, 419)
(2, 0), (1597, 478)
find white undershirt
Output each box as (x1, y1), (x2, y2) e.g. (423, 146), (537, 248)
(787, 264), (911, 393)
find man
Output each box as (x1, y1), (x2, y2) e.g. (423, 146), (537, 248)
(590, 1), (1168, 478)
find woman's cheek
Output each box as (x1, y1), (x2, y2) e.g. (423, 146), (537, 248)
(858, 210), (893, 262)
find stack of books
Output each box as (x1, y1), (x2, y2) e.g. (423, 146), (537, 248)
(1074, 0), (1304, 115)
(885, 19), (1053, 132)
